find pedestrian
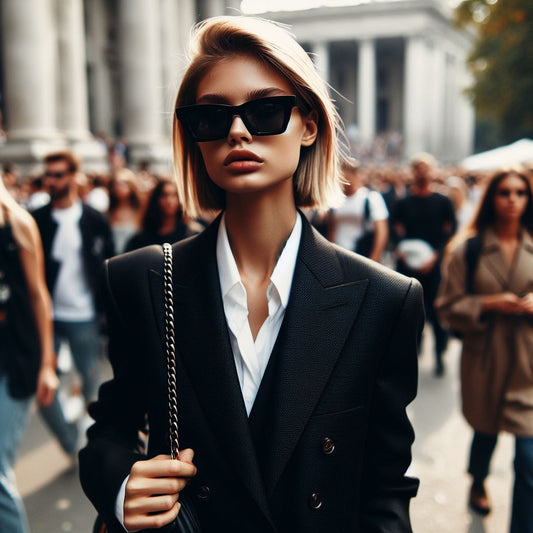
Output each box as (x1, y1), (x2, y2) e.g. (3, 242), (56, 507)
(436, 169), (533, 531)
(0, 175), (58, 533)
(107, 168), (142, 254)
(79, 15), (424, 532)
(329, 157), (389, 262)
(32, 150), (114, 458)
(391, 153), (456, 376)
(124, 177), (194, 252)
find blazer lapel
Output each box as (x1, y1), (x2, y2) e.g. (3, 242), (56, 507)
(260, 219), (369, 495)
(149, 220), (273, 526)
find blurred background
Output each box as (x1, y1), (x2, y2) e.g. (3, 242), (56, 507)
(0, 1), (532, 532)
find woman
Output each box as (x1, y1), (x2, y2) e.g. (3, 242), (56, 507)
(125, 177), (191, 252)
(0, 176), (58, 533)
(107, 169), (142, 254)
(80, 16), (424, 532)
(436, 169), (533, 531)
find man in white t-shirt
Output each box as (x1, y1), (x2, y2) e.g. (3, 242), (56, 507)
(32, 151), (114, 457)
(329, 158), (389, 262)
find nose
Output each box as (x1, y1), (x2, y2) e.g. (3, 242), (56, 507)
(227, 114), (252, 144)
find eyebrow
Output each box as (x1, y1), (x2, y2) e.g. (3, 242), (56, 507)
(196, 87), (288, 104)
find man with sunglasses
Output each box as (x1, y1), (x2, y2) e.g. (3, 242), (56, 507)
(32, 150), (114, 459)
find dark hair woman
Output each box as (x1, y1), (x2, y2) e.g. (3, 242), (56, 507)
(436, 169), (533, 530)
(125, 177), (192, 252)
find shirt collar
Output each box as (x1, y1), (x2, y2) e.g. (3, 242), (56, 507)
(216, 212), (302, 309)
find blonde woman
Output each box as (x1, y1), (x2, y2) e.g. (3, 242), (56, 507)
(80, 16), (423, 532)
(0, 176), (58, 533)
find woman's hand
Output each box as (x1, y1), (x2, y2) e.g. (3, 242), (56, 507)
(123, 450), (196, 531)
(482, 293), (526, 314)
(36, 364), (59, 407)
(520, 292), (533, 315)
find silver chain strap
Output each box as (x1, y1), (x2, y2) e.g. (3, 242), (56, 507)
(163, 243), (180, 460)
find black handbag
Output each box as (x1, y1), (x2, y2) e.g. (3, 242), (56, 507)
(93, 243), (201, 533)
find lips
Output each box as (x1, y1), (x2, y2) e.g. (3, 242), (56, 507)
(223, 150), (263, 166)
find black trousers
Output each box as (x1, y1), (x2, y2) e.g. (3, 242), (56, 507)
(468, 431), (498, 483)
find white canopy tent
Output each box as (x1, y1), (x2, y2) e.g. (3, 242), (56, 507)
(461, 139), (533, 171)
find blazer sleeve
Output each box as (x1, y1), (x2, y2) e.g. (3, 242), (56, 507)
(79, 258), (149, 532)
(435, 242), (487, 333)
(360, 278), (424, 533)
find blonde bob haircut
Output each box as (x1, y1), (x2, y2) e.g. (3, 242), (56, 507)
(172, 16), (346, 218)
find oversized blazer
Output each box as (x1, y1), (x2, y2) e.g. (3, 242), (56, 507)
(79, 214), (424, 533)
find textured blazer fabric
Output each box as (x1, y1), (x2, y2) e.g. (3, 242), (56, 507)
(79, 214), (424, 533)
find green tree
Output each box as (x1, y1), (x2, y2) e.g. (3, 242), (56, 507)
(455, 0), (533, 147)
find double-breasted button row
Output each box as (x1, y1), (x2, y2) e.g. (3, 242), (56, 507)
(196, 485), (210, 501)
(321, 437), (335, 454)
(309, 492), (323, 509)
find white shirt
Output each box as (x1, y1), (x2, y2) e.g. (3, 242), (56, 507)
(116, 213), (302, 530)
(217, 212), (301, 415)
(333, 187), (388, 251)
(51, 202), (95, 321)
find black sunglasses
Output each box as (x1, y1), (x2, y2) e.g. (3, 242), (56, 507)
(495, 189), (528, 198)
(176, 95), (297, 142)
(44, 170), (69, 179)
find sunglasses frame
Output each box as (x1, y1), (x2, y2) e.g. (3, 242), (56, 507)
(176, 95), (297, 142)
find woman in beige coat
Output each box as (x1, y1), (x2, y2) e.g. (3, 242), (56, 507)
(436, 169), (533, 532)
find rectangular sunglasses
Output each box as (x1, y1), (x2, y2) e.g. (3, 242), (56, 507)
(175, 95), (297, 142)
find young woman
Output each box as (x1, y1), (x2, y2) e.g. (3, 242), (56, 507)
(0, 176), (58, 533)
(107, 169), (142, 254)
(125, 177), (191, 252)
(80, 16), (424, 533)
(436, 169), (533, 531)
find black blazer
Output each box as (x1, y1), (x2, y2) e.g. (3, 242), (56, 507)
(79, 215), (424, 533)
(32, 202), (114, 314)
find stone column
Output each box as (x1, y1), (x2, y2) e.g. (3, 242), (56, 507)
(428, 41), (446, 159)
(311, 41), (330, 89)
(403, 35), (430, 158)
(117, 0), (168, 169)
(454, 59), (475, 161)
(357, 38), (376, 144)
(57, 0), (92, 141)
(85, 0), (115, 136)
(0, 0), (59, 142)
(160, 0), (196, 137)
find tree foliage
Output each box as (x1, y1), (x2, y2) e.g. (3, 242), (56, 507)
(455, 0), (533, 144)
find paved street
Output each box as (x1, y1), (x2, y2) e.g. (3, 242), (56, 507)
(15, 331), (514, 532)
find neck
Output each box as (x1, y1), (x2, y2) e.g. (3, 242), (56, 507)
(494, 220), (521, 241)
(412, 184), (431, 197)
(52, 191), (77, 209)
(224, 193), (297, 283)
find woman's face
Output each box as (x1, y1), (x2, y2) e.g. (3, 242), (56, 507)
(113, 179), (131, 200)
(158, 183), (179, 217)
(493, 175), (529, 224)
(194, 55), (317, 201)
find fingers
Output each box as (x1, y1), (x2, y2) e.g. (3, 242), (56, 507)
(130, 454), (196, 479)
(123, 453), (196, 531)
(124, 500), (180, 531)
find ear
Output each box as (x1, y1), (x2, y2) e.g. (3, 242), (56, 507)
(300, 110), (318, 147)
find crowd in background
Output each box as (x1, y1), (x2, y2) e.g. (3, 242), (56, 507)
(2, 145), (533, 532)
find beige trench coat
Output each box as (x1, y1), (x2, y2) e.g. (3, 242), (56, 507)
(436, 228), (533, 436)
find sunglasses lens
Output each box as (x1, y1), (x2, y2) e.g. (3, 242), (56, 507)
(177, 96), (296, 141)
(244, 100), (289, 135)
(187, 106), (228, 141)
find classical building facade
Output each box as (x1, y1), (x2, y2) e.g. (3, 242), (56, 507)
(0, 0), (474, 175)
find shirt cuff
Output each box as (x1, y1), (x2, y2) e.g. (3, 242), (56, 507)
(115, 475), (139, 532)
